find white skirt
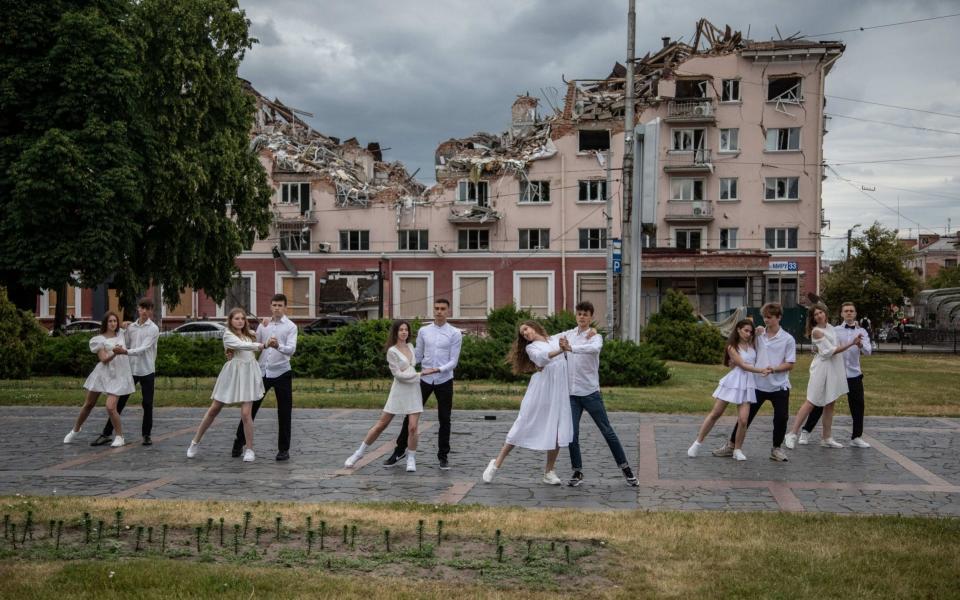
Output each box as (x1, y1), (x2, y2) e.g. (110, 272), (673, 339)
(712, 367), (757, 405)
(383, 379), (423, 415)
(83, 360), (135, 396)
(211, 359), (265, 404)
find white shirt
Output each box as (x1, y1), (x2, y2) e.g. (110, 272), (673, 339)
(415, 322), (462, 385)
(124, 319), (159, 377)
(754, 327), (797, 392)
(256, 315), (298, 378)
(558, 326), (603, 396)
(833, 323), (872, 378)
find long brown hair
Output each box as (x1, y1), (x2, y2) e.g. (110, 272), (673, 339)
(723, 319), (755, 367)
(226, 307), (255, 341)
(385, 320), (412, 350)
(99, 311), (121, 335)
(805, 303), (829, 337)
(506, 320), (548, 375)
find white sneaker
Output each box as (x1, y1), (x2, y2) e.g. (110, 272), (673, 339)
(63, 429), (81, 444)
(110, 436), (125, 448)
(687, 441), (701, 458)
(821, 437), (844, 448)
(850, 437), (871, 448)
(406, 455), (416, 472)
(542, 471), (563, 485)
(242, 448), (255, 462)
(482, 459), (498, 483)
(798, 431), (811, 445)
(784, 433), (798, 449)
(732, 449), (747, 461)
(344, 451), (364, 468)
(187, 441), (199, 458)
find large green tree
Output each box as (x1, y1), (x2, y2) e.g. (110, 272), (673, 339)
(927, 265), (960, 290)
(0, 0), (271, 327)
(820, 223), (920, 324)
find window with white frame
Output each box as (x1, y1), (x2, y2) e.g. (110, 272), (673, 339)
(218, 272), (256, 317)
(519, 228), (550, 250)
(458, 229), (489, 251)
(765, 227), (799, 250)
(578, 130), (610, 152)
(392, 272), (432, 319)
(398, 229), (428, 251)
(277, 273), (314, 317)
(764, 177), (799, 201)
(675, 229), (702, 250)
(456, 180), (489, 206)
(765, 128), (801, 151)
(578, 228), (607, 250)
(514, 271), (554, 317)
(339, 230), (370, 251)
(671, 128), (706, 151)
(578, 180), (606, 202)
(453, 271), (493, 318)
(279, 229), (310, 252)
(575, 272), (606, 326)
(670, 178), (704, 201)
(719, 177), (738, 201)
(719, 128), (739, 152)
(42, 285), (81, 318)
(721, 79), (741, 102)
(519, 180), (550, 203)
(163, 287), (196, 318)
(720, 228), (739, 249)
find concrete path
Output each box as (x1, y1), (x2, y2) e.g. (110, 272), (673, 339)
(1, 407), (958, 516)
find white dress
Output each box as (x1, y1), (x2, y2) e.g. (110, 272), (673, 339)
(83, 333), (135, 396)
(712, 346), (758, 405)
(211, 331), (265, 404)
(807, 326), (849, 407)
(505, 340), (574, 451)
(382, 345), (423, 415)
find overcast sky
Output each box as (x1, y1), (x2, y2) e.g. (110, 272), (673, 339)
(237, 0), (960, 259)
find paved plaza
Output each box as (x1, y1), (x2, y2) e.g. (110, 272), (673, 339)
(1, 406), (958, 516)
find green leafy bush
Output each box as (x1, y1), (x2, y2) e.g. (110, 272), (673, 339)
(643, 289), (725, 364)
(455, 335), (516, 382)
(154, 336), (224, 377)
(598, 339), (670, 386)
(33, 333), (98, 376)
(0, 287), (48, 379)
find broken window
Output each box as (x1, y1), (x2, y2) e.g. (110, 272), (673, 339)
(765, 128), (801, 151)
(578, 228), (607, 250)
(279, 229), (310, 252)
(767, 76), (802, 103)
(670, 178), (704, 201)
(671, 128), (706, 151)
(721, 79), (741, 102)
(519, 228), (550, 250)
(339, 230), (370, 251)
(675, 79), (708, 99)
(457, 180), (489, 206)
(719, 178), (738, 201)
(280, 182), (311, 214)
(519, 180), (550, 203)
(765, 227), (799, 249)
(764, 177), (800, 201)
(675, 229), (702, 250)
(720, 228), (738, 249)
(398, 230), (428, 251)
(578, 130), (610, 152)
(458, 229), (489, 251)
(335, 183), (369, 208)
(578, 180), (607, 202)
(719, 128), (739, 152)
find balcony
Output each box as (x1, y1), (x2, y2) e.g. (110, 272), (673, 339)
(272, 208), (318, 225)
(663, 148), (713, 173)
(664, 200), (714, 222)
(665, 99), (716, 123)
(448, 205), (502, 226)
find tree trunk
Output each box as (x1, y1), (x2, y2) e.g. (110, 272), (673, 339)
(53, 282), (68, 333)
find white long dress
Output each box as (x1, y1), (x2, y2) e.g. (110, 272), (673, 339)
(83, 333), (135, 396)
(712, 346), (758, 405)
(383, 345), (423, 415)
(505, 340), (574, 451)
(211, 331), (265, 404)
(807, 326), (849, 407)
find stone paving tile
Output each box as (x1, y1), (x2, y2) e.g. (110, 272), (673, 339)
(867, 428), (960, 486)
(636, 485), (780, 512)
(0, 473), (154, 497)
(792, 488), (960, 516)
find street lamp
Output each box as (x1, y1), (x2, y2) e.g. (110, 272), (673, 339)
(846, 224), (861, 260)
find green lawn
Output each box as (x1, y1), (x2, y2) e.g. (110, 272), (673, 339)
(2, 353), (958, 417)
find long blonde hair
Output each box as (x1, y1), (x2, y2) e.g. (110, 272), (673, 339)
(226, 307), (255, 341)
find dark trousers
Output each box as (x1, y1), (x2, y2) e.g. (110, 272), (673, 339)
(395, 379), (453, 460)
(568, 391), (629, 471)
(235, 371), (293, 452)
(729, 388), (790, 448)
(102, 373), (155, 437)
(803, 375), (865, 439)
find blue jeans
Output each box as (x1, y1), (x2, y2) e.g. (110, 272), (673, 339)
(568, 391), (629, 471)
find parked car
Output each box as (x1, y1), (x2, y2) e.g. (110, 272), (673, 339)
(50, 320), (102, 336)
(302, 315), (359, 335)
(881, 323), (921, 343)
(161, 321), (226, 339)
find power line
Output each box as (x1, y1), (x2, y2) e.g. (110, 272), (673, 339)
(826, 113), (960, 136)
(827, 166), (942, 236)
(825, 175), (960, 202)
(825, 95), (960, 120)
(829, 153), (960, 166)
(807, 13), (960, 37)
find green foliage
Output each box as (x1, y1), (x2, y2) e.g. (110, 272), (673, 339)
(319, 320), (393, 379)
(0, 288), (47, 379)
(33, 334), (98, 377)
(652, 289), (698, 324)
(927, 265), (960, 290)
(455, 336), (517, 382)
(598, 340), (669, 386)
(538, 310), (578, 335)
(485, 303), (533, 343)
(155, 337), (225, 377)
(643, 290), (725, 364)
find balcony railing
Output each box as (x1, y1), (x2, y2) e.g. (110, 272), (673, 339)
(666, 99), (715, 121)
(272, 209), (318, 225)
(664, 148), (712, 172)
(664, 200), (714, 221)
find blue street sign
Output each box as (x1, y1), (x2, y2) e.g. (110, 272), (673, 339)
(612, 259), (622, 274)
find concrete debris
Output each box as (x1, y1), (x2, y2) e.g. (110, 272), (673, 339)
(448, 205), (503, 224)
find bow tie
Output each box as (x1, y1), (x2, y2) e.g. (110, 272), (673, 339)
(844, 325), (857, 329)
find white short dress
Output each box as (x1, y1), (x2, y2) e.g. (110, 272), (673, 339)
(807, 326), (849, 407)
(211, 331), (265, 404)
(83, 334), (136, 396)
(712, 346), (758, 405)
(382, 345), (423, 415)
(505, 340), (574, 451)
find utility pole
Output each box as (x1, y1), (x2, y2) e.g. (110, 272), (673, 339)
(605, 149), (615, 335)
(620, 0), (638, 340)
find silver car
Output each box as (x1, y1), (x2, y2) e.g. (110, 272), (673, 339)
(161, 321), (226, 339)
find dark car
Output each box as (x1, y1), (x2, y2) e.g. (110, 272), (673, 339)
(302, 315), (359, 335)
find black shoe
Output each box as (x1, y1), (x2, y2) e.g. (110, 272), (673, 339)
(438, 457), (450, 470)
(622, 466), (639, 487)
(142, 436), (152, 446)
(567, 471), (584, 487)
(90, 435), (112, 447)
(275, 451), (290, 461)
(383, 450), (406, 467)
(231, 441), (243, 458)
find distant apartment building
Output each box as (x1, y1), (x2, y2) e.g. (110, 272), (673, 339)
(903, 234), (960, 281)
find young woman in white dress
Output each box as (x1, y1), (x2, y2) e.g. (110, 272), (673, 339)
(344, 320), (423, 472)
(687, 319), (771, 461)
(64, 312), (135, 447)
(785, 304), (859, 449)
(482, 320), (573, 485)
(186, 308), (265, 462)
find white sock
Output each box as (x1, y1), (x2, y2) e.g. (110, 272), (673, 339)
(357, 442), (369, 455)
(406, 450), (416, 459)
